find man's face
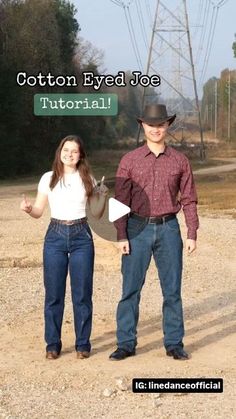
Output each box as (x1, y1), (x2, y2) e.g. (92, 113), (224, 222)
(142, 121), (169, 144)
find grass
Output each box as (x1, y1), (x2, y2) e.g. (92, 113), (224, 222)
(92, 150), (236, 218)
(0, 256), (42, 268)
(0, 176), (39, 187)
(89, 148), (234, 179)
(1, 146), (235, 218)
(206, 141), (236, 159)
(191, 158), (232, 171)
(195, 170), (236, 217)
(89, 149), (124, 180)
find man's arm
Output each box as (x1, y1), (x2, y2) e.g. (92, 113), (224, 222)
(179, 157), (199, 252)
(114, 156), (132, 241)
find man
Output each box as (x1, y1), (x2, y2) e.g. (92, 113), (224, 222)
(110, 104), (199, 361)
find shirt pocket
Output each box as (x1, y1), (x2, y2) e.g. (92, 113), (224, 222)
(168, 170), (181, 192)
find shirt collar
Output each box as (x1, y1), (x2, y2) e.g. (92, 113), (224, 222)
(142, 142), (170, 157)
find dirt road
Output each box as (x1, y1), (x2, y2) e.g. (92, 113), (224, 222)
(193, 158), (236, 175)
(0, 181), (235, 418)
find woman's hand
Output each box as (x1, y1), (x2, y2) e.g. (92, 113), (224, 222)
(94, 176), (109, 196)
(20, 191), (48, 218)
(89, 176), (109, 219)
(20, 194), (32, 213)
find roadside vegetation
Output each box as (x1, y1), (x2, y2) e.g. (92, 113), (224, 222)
(1, 143), (235, 219)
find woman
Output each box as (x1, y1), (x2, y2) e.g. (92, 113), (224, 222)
(20, 135), (106, 360)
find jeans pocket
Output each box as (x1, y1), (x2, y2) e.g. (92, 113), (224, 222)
(83, 223), (93, 240)
(45, 222), (56, 239)
(165, 217), (180, 233)
(127, 217), (146, 239)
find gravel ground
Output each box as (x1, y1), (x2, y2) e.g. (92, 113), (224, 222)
(0, 185), (235, 419)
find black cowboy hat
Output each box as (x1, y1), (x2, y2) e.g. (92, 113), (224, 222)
(137, 104), (176, 126)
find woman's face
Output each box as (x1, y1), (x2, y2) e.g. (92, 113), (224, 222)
(60, 141), (80, 169)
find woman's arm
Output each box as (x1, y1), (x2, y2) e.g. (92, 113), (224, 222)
(20, 192), (48, 219)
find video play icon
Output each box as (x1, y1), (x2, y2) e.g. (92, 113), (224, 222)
(86, 176), (150, 242)
(108, 198), (130, 222)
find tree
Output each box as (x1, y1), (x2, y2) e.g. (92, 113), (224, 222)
(0, 0), (83, 177)
(232, 33), (236, 58)
(201, 70), (236, 140)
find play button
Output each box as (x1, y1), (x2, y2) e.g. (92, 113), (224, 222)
(108, 198), (130, 222)
(86, 176), (150, 242)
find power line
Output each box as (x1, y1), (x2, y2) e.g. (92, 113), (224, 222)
(198, 3), (217, 85)
(217, 0), (230, 6)
(196, 0), (211, 63)
(199, 4), (219, 86)
(135, 0), (149, 50)
(109, 0), (143, 70)
(191, 0), (204, 39)
(141, 0), (205, 158)
(145, 0), (153, 26)
(109, 0), (228, 95)
(109, 0), (123, 7)
(195, 0), (229, 88)
(124, 5), (143, 70)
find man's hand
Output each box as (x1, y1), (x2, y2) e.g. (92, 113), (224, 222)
(118, 240), (130, 255)
(186, 239), (197, 254)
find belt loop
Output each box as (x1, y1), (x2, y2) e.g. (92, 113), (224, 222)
(162, 216), (165, 225)
(55, 220), (58, 234)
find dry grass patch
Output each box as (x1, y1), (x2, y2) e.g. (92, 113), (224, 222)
(195, 170), (236, 216)
(0, 256), (42, 268)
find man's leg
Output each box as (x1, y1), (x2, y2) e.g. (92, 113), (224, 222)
(153, 218), (185, 354)
(115, 224), (153, 353)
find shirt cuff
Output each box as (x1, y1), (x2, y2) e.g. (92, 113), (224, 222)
(117, 230), (128, 241)
(114, 216), (128, 241)
(187, 230), (197, 240)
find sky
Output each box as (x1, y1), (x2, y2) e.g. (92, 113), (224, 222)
(73, 0), (236, 99)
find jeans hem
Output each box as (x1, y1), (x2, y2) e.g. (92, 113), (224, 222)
(165, 343), (184, 351)
(46, 346), (61, 353)
(76, 346), (91, 352)
(117, 343), (136, 352)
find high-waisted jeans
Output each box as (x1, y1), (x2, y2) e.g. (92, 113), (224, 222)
(43, 220), (94, 353)
(116, 215), (184, 351)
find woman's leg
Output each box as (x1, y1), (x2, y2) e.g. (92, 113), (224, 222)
(43, 224), (68, 353)
(69, 223), (94, 353)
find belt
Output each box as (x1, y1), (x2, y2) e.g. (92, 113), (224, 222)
(50, 217), (87, 225)
(130, 213), (176, 224)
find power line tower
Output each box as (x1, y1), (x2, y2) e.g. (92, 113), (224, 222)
(142, 0), (205, 160)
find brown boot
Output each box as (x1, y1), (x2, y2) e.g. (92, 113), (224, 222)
(46, 350), (59, 360)
(76, 351), (90, 359)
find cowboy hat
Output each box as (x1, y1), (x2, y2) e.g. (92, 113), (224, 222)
(137, 104), (176, 126)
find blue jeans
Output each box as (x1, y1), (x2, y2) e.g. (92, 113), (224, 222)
(116, 216), (184, 351)
(43, 220), (94, 353)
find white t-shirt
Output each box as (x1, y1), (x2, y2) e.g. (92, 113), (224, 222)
(38, 171), (95, 220)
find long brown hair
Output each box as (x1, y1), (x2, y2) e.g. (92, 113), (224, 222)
(49, 135), (94, 197)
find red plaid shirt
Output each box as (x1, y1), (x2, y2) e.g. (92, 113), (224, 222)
(115, 143), (199, 241)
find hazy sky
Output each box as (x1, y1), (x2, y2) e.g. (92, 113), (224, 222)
(74, 0), (235, 98)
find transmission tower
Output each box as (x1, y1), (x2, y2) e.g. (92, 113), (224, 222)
(142, 0), (205, 160)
